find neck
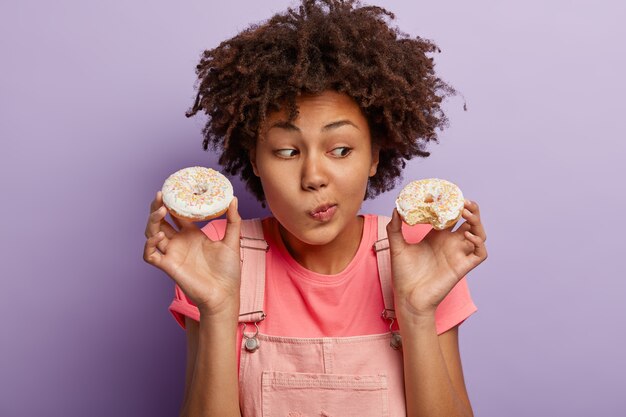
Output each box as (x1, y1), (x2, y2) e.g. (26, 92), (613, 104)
(278, 216), (364, 275)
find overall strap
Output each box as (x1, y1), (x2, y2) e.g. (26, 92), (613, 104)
(238, 218), (268, 324)
(373, 215), (395, 319)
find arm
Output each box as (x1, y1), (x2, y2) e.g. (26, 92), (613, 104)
(398, 312), (473, 417)
(143, 193), (243, 416)
(386, 199), (487, 417)
(179, 310), (241, 417)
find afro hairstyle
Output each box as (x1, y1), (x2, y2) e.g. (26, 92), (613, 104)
(185, 0), (458, 204)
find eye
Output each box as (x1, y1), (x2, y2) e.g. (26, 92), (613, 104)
(275, 149), (299, 158)
(329, 147), (352, 157)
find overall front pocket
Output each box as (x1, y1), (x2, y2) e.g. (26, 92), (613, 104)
(261, 370), (390, 417)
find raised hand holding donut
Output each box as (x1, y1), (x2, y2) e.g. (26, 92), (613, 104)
(143, 169), (242, 317)
(387, 180), (488, 318)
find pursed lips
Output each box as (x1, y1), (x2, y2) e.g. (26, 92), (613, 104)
(309, 203), (337, 215)
(308, 202), (338, 222)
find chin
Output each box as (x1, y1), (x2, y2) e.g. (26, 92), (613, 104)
(280, 219), (342, 247)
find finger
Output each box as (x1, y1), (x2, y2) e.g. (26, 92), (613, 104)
(159, 219), (177, 239)
(464, 217), (486, 242)
(147, 191), (177, 236)
(145, 204), (177, 243)
(463, 199), (481, 215)
(461, 208), (481, 227)
(464, 230), (488, 259)
(146, 205), (168, 235)
(143, 231), (166, 267)
(386, 209), (407, 250)
(145, 206), (171, 253)
(147, 190), (163, 235)
(462, 202), (487, 242)
(149, 190), (162, 212)
(222, 197), (242, 248)
(463, 200), (482, 225)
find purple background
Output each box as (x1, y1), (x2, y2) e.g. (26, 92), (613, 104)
(2, 0), (625, 416)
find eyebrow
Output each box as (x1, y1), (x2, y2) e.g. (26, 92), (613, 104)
(268, 119), (360, 132)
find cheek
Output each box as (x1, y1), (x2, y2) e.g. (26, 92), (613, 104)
(257, 168), (294, 211)
(339, 162), (373, 191)
(261, 177), (284, 201)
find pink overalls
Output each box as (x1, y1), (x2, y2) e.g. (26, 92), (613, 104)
(237, 217), (407, 417)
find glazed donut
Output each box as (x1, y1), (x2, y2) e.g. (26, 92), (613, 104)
(395, 178), (464, 230)
(161, 166), (234, 222)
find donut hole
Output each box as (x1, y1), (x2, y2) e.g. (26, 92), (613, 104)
(424, 193), (435, 203)
(193, 184), (208, 195)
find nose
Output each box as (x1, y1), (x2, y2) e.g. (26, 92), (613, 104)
(301, 153), (328, 191)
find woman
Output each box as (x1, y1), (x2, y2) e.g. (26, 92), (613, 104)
(144, 1), (487, 416)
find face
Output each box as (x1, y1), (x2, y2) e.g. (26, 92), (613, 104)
(250, 90), (380, 248)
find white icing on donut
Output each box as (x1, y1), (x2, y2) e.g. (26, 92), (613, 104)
(395, 178), (464, 229)
(161, 167), (233, 220)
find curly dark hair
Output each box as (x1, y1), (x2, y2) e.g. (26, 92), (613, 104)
(185, 0), (458, 204)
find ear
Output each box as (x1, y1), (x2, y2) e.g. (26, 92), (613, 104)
(369, 145), (380, 177)
(249, 146), (260, 177)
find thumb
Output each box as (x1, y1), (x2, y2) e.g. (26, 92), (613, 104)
(386, 209), (407, 251)
(222, 197), (242, 248)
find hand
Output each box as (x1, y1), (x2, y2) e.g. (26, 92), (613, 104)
(386, 199), (488, 317)
(143, 191), (242, 316)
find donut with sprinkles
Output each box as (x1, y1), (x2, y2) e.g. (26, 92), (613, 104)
(395, 178), (464, 230)
(161, 167), (234, 221)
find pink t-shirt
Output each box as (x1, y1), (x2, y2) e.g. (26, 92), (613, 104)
(169, 215), (477, 358)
